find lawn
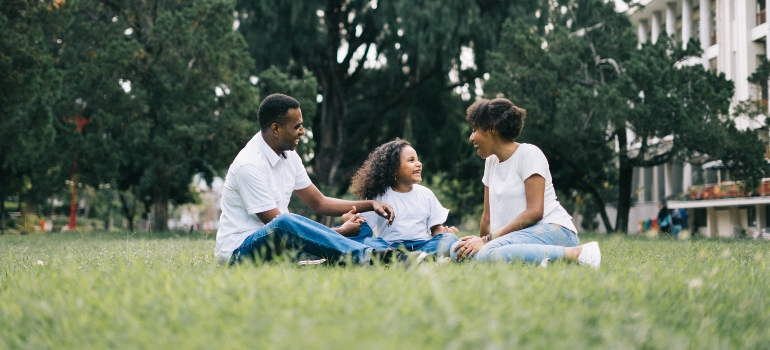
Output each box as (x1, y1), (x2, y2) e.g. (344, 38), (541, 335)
(1, 231), (769, 349)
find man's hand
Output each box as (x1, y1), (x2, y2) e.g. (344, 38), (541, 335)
(371, 201), (395, 226)
(453, 235), (486, 261)
(333, 207), (366, 236)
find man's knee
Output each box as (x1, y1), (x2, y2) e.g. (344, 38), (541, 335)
(271, 213), (304, 227)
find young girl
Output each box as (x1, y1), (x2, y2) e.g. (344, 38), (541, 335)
(342, 139), (459, 256)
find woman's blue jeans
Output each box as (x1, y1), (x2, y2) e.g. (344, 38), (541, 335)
(450, 223), (579, 264)
(230, 213), (372, 265)
(347, 222), (459, 257)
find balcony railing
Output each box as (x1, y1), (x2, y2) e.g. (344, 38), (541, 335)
(688, 178), (770, 200)
(759, 9), (767, 25)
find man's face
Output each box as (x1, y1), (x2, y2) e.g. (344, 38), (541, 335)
(275, 108), (305, 152)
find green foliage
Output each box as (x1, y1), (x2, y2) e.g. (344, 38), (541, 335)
(2, 233), (770, 348)
(484, 0), (765, 232)
(52, 0), (260, 230)
(235, 0), (534, 194)
(0, 0), (69, 229)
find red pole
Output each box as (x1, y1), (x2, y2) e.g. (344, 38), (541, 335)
(68, 159), (77, 230)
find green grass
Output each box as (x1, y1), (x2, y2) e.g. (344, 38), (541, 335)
(1, 231), (769, 349)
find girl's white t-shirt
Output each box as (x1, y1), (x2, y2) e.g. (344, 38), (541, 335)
(482, 143), (577, 234)
(359, 184), (449, 242)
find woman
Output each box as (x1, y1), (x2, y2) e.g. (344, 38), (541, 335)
(451, 98), (601, 268)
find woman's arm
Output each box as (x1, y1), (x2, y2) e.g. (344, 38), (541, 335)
(488, 174), (545, 240)
(479, 186), (491, 237)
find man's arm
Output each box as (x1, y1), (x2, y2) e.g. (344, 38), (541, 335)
(295, 184), (395, 225)
(256, 208), (282, 224)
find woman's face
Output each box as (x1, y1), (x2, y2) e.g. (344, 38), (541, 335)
(469, 127), (495, 159)
(396, 146), (422, 185)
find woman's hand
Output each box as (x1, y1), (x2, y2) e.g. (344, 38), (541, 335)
(453, 235), (486, 261)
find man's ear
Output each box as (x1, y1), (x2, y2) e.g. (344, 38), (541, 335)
(270, 122), (281, 136)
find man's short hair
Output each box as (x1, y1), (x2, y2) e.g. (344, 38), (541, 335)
(258, 93), (301, 130)
(465, 98), (526, 141)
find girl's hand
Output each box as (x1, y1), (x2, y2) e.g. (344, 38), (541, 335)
(335, 207), (366, 236)
(453, 235), (486, 260)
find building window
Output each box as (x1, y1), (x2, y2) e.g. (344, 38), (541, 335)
(759, 0), (767, 25)
(744, 206), (757, 227)
(694, 208), (708, 228)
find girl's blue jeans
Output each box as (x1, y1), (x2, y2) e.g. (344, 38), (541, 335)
(347, 222), (459, 257)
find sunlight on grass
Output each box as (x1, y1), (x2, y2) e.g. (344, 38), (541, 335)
(1, 232), (769, 348)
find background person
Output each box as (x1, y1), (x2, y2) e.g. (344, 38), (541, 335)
(657, 202), (672, 235)
(451, 98), (600, 268)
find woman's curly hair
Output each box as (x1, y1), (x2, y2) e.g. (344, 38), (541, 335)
(350, 139), (411, 199)
(466, 98), (526, 141)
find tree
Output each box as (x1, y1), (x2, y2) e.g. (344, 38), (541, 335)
(0, 0), (67, 232)
(483, 1), (630, 232)
(484, 0), (765, 232)
(54, 0), (259, 231)
(235, 0), (538, 195)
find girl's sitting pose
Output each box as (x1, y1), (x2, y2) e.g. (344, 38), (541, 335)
(451, 98), (601, 268)
(342, 139), (459, 257)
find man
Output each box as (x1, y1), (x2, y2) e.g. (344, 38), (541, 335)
(215, 93), (413, 266)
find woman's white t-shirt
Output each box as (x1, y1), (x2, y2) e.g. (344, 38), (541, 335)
(482, 143), (577, 234)
(359, 185), (449, 242)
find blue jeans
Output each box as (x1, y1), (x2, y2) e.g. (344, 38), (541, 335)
(230, 213), (372, 265)
(347, 222), (459, 257)
(450, 223), (579, 264)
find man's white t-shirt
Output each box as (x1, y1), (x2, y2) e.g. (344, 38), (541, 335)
(214, 133), (312, 264)
(482, 143), (577, 234)
(359, 185), (449, 242)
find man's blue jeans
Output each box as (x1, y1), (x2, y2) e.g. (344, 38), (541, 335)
(450, 223), (579, 264)
(230, 213), (372, 265)
(347, 222), (459, 257)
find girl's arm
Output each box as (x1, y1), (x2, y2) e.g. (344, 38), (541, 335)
(487, 174), (545, 240)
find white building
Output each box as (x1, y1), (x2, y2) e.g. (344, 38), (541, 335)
(618, 0), (770, 237)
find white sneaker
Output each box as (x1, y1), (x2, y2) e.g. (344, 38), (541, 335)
(577, 242), (601, 269)
(297, 258), (327, 266)
(415, 252), (430, 265)
(540, 258), (551, 268)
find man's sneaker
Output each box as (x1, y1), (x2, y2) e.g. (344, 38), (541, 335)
(297, 258), (327, 266)
(370, 249), (425, 267)
(540, 258), (551, 268)
(577, 242), (601, 269)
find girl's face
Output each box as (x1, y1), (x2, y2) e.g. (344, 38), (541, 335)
(396, 146), (422, 185)
(469, 127), (495, 159)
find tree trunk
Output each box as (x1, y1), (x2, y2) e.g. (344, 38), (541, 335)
(104, 189), (113, 231)
(615, 127), (633, 233)
(586, 185), (614, 232)
(152, 174), (170, 231)
(0, 185), (5, 234)
(119, 191), (135, 232)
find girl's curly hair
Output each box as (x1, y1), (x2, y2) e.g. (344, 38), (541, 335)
(350, 139), (411, 199)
